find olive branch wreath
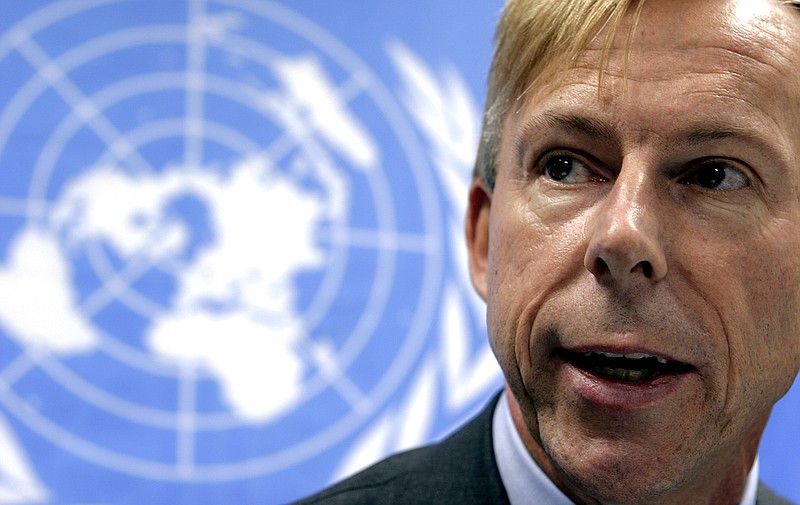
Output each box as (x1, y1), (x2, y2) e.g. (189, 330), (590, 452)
(330, 41), (503, 482)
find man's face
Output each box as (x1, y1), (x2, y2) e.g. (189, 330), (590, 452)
(467, 0), (800, 502)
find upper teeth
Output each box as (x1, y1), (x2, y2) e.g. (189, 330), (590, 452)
(584, 351), (668, 364)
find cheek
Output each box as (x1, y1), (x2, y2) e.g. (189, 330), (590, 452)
(746, 251), (800, 395)
(485, 196), (591, 381)
(705, 222), (800, 409)
(748, 226), (800, 358)
(488, 191), (591, 292)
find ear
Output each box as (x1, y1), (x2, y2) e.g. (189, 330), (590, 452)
(466, 178), (492, 302)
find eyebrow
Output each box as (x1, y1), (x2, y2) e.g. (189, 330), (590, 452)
(685, 127), (739, 144)
(524, 112), (619, 143)
(514, 112), (620, 161)
(681, 125), (788, 164)
(514, 112), (786, 163)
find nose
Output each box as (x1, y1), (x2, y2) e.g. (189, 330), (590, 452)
(583, 166), (668, 285)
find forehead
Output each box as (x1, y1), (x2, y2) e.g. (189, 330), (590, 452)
(626, 0), (800, 47)
(624, 0), (800, 72)
(520, 0), (800, 95)
(510, 0), (800, 150)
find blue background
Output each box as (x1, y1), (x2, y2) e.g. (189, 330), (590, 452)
(0, 1), (797, 504)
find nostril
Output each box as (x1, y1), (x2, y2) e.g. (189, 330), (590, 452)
(588, 256), (658, 280)
(592, 257), (610, 276)
(633, 261), (653, 278)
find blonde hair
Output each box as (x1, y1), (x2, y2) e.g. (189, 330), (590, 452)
(475, 0), (638, 188)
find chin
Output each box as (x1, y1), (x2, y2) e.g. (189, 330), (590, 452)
(541, 430), (692, 504)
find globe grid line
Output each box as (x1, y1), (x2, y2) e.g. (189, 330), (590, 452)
(12, 31), (154, 175)
(16, 3), (398, 384)
(15, 43), (434, 384)
(318, 226), (436, 255)
(35, 354), (186, 429)
(176, 360), (199, 478)
(0, 196), (44, 218)
(255, 67), (404, 396)
(184, 0), (208, 174)
(0, 0), (446, 482)
(0, 1), (466, 492)
(0, 27), (188, 184)
(79, 242), (168, 319)
(0, 348), (40, 396)
(308, 342), (370, 415)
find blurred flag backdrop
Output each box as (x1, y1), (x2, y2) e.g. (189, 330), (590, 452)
(0, 1), (797, 504)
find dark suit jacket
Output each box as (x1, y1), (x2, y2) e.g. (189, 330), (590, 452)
(292, 395), (794, 505)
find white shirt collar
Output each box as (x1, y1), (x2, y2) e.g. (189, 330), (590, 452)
(492, 390), (759, 505)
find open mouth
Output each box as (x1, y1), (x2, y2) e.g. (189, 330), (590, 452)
(560, 350), (695, 383)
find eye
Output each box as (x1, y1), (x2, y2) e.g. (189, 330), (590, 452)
(680, 160), (750, 190)
(540, 153), (599, 184)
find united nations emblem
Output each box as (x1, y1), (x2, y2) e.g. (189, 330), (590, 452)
(0, 1), (501, 502)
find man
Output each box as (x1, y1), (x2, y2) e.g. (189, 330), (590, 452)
(294, 0), (800, 503)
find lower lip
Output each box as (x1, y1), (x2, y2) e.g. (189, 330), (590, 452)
(560, 359), (695, 412)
